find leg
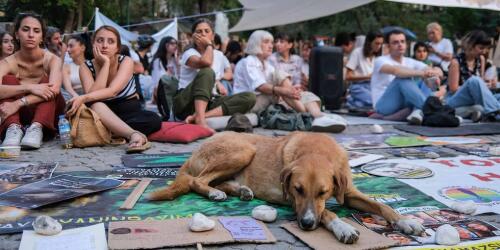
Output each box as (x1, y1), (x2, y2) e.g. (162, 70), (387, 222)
(321, 209), (360, 244)
(215, 180), (254, 201)
(375, 78), (429, 116)
(281, 79), (306, 112)
(208, 92), (256, 116)
(148, 161), (194, 200)
(89, 102), (147, 149)
(173, 68), (215, 121)
(300, 91), (322, 118)
(446, 76), (500, 114)
(188, 138), (256, 201)
(343, 188), (425, 235)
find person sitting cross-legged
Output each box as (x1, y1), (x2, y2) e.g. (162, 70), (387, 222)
(371, 29), (444, 125)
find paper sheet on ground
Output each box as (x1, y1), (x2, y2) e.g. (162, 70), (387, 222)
(19, 223), (107, 250)
(348, 151), (385, 167)
(371, 156), (500, 214)
(390, 236), (500, 250)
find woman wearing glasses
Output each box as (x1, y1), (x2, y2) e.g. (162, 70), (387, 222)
(0, 12), (65, 149)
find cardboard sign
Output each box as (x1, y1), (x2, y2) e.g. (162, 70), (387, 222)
(107, 217), (276, 249)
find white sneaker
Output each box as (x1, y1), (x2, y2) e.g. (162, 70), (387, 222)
(21, 124), (43, 149)
(311, 115), (347, 133)
(1, 124), (23, 146)
(406, 109), (423, 125)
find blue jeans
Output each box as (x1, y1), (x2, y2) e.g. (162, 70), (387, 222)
(375, 78), (432, 115)
(445, 76), (500, 114)
(347, 81), (372, 108)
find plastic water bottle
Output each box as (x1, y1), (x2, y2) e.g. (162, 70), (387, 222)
(58, 115), (73, 149)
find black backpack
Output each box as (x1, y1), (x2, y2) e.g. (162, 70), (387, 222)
(156, 75), (179, 121)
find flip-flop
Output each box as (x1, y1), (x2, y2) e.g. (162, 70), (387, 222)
(126, 131), (152, 154)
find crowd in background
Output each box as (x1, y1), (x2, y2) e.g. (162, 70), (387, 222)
(0, 11), (499, 152)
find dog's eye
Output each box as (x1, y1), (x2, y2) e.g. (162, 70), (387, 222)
(318, 190), (327, 197)
(295, 186), (303, 195)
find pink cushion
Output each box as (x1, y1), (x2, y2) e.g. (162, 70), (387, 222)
(148, 122), (214, 143)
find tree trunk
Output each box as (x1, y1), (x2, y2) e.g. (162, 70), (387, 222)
(76, 0), (84, 30)
(64, 8), (76, 33)
(198, 0), (208, 14)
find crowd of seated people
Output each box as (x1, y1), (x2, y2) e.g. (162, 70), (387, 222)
(0, 12), (499, 152)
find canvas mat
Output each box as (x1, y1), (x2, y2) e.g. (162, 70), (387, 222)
(394, 123), (500, 137)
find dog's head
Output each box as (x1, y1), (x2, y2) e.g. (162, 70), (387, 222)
(280, 133), (350, 231)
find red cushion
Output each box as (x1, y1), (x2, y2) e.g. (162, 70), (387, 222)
(2, 75), (19, 85)
(148, 122), (214, 143)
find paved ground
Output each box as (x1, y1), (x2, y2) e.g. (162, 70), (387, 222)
(1, 122), (499, 249)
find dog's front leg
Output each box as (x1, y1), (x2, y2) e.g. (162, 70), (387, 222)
(321, 209), (360, 244)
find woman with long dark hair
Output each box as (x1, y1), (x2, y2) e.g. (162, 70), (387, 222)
(0, 12), (64, 149)
(345, 31), (384, 109)
(151, 36), (179, 86)
(66, 25), (161, 152)
(0, 31), (14, 60)
(61, 33), (92, 100)
(446, 30), (500, 121)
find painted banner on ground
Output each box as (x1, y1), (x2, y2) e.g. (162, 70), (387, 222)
(0, 171), (442, 234)
(373, 156), (500, 214)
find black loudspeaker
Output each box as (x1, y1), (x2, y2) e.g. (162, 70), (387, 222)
(309, 46), (344, 110)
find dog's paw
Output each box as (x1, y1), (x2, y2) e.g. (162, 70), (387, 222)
(239, 186), (254, 201)
(208, 190), (227, 201)
(326, 218), (360, 244)
(394, 218), (425, 235)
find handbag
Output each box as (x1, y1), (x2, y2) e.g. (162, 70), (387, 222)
(259, 104), (313, 131)
(69, 104), (112, 147)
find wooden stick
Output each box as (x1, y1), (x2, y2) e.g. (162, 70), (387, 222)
(196, 243), (203, 250)
(119, 178), (152, 210)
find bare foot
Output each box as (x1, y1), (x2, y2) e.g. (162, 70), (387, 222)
(184, 115), (195, 124)
(194, 115), (215, 134)
(129, 131), (146, 148)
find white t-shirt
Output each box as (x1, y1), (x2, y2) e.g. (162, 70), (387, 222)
(150, 58), (179, 86)
(370, 55), (428, 105)
(233, 55), (274, 95)
(178, 48), (229, 89)
(345, 47), (374, 78)
(428, 38), (453, 70)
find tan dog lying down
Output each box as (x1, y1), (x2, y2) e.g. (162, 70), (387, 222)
(149, 132), (424, 243)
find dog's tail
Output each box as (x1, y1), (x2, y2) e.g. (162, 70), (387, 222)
(148, 160), (194, 201)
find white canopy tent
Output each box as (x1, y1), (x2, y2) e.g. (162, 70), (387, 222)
(230, 0), (500, 32)
(94, 8), (177, 52)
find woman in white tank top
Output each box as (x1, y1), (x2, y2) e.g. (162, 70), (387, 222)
(62, 34), (89, 98)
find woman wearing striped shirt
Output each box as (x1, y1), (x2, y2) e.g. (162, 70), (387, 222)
(66, 25), (160, 152)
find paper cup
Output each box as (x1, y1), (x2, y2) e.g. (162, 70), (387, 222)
(0, 146), (21, 158)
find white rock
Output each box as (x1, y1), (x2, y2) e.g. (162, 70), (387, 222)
(425, 152), (440, 159)
(450, 201), (477, 215)
(252, 205), (277, 222)
(435, 224), (460, 245)
(32, 215), (62, 236)
(370, 124), (384, 134)
(189, 213), (215, 232)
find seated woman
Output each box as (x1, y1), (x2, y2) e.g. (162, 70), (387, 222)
(413, 42), (433, 66)
(233, 30), (347, 132)
(345, 31), (384, 109)
(0, 31), (14, 60)
(0, 12), (65, 149)
(151, 36), (180, 87)
(446, 30), (500, 121)
(66, 25), (161, 152)
(61, 33), (91, 101)
(173, 18), (255, 131)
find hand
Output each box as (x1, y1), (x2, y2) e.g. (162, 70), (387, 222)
(280, 85), (301, 100)
(422, 69), (438, 78)
(0, 101), (21, 120)
(29, 84), (55, 100)
(434, 85), (447, 100)
(427, 46), (436, 54)
(193, 33), (212, 48)
(217, 82), (228, 96)
(93, 46), (109, 66)
(66, 95), (87, 117)
(59, 42), (67, 55)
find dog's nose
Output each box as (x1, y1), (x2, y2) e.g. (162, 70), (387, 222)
(299, 218), (316, 230)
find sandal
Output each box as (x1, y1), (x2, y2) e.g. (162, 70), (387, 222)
(126, 131), (152, 154)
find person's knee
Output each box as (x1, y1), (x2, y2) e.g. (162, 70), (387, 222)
(465, 76), (484, 87)
(240, 92), (256, 110)
(197, 67), (216, 80)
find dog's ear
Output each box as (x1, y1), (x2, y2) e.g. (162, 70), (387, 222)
(280, 167), (293, 202)
(333, 170), (348, 205)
